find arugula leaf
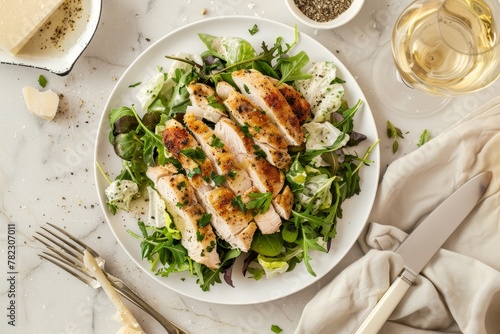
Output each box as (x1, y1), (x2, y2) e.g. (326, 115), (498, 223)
(297, 132), (348, 165)
(333, 99), (363, 134)
(299, 225), (327, 276)
(167, 67), (198, 116)
(128, 222), (188, 272)
(277, 50), (311, 84)
(196, 248), (241, 291)
(198, 33), (256, 68)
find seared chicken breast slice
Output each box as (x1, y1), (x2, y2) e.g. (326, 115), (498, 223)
(273, 80), (311, 124)
(216, 82), (291, 170)
(231, 69), (304, 146)
(242, 186), (282, 234)
(162, 119), (213, 193)
(199, 187), (257, 251)
(183, 112), (252, 195)
(146, 166), (220, 269)
(272, 185), (294, 220)
(186, 82), (227, 122)
(214, 118), (285, 198)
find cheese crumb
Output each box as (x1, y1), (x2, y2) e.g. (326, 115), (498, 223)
(22, 86), (60, 121)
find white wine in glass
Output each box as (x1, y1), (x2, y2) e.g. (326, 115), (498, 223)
(374, 0), (500, 116)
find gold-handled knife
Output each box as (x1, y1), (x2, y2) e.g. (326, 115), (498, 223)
(355, 172), (492, 334)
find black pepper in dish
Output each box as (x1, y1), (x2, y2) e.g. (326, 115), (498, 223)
(39, 0), (84, 51)
(294, 0), (353, 22)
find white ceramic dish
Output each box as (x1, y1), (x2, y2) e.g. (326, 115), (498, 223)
(95, 16), (380, 305)
(0, 0), (102, 76)
(285, 0), (365, 29)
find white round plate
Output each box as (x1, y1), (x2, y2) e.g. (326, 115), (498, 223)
(95, 16), (380, 305)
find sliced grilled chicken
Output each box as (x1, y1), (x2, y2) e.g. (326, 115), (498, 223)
(183, 112), (251, 195)
(273, 80), (311, 124)
(214, 118), (285, 198)
(186, 82), (227, 122)
(231, 69), (304, 146)
(242, 186), (282, 234)
(162, 119), (257, 249)
(146, 166), (220, 269)
(216, 82), (291, 170)
(200, 187), (257, 251)
(162, 119), (213, 193)
(272, 185), (294, 220)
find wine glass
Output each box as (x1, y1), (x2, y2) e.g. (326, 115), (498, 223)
(373, 0), (500, 117)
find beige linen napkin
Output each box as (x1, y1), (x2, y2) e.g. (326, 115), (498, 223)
(295, 97), (500, 334)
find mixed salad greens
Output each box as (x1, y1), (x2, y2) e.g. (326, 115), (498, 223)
(101, 25), (378, 291)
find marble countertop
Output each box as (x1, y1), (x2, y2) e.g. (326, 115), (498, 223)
(1, 0), (498, 333)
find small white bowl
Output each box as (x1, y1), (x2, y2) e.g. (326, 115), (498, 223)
(285, 0), (365, 29)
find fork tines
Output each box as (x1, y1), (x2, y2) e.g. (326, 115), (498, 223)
(33, 223), (98, 280)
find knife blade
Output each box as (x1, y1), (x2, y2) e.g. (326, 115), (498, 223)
(355, 172), (491, 334)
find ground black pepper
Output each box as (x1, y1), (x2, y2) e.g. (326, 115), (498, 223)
(38, 0), (83, 50)
(294, 0), (353, 22)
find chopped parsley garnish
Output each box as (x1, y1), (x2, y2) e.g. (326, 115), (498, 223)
(240, 123), (253, 138)
(253, 145), (267, 159)
(243, 84), (251, 94)
(38, 75), (48, 88)
(180, 147), (206, 164)
(211, 171), (226, 186)
(418, 129), (431, 147)
(176, 201), (188, 208)
(248, 24), (259, 35)
(271, 324), (283, 333)
(128, 81), (142, 88)
(209, 134), (225, 148)
(207, 94), (225, 110)
(186, 166), (202, 178)
(231, 195), (247, 214)
(246, 192), (272, 215)
(197, 213), (212, 227)
(386, 120), (404, 154)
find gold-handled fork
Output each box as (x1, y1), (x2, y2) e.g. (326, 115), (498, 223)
(33, 222), (188, 334)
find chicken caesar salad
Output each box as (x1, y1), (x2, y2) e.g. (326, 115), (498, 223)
(99, 26), (378, 291)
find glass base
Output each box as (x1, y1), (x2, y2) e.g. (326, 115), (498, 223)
(373, 45), (451, 118)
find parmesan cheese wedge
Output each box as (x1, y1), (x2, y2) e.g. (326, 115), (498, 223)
(82, 250), (145, 334)
(22, 86), (60, 121)
(0, 0), (65, 55)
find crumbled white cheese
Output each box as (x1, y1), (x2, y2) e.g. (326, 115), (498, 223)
(22, 86), (60, 121)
